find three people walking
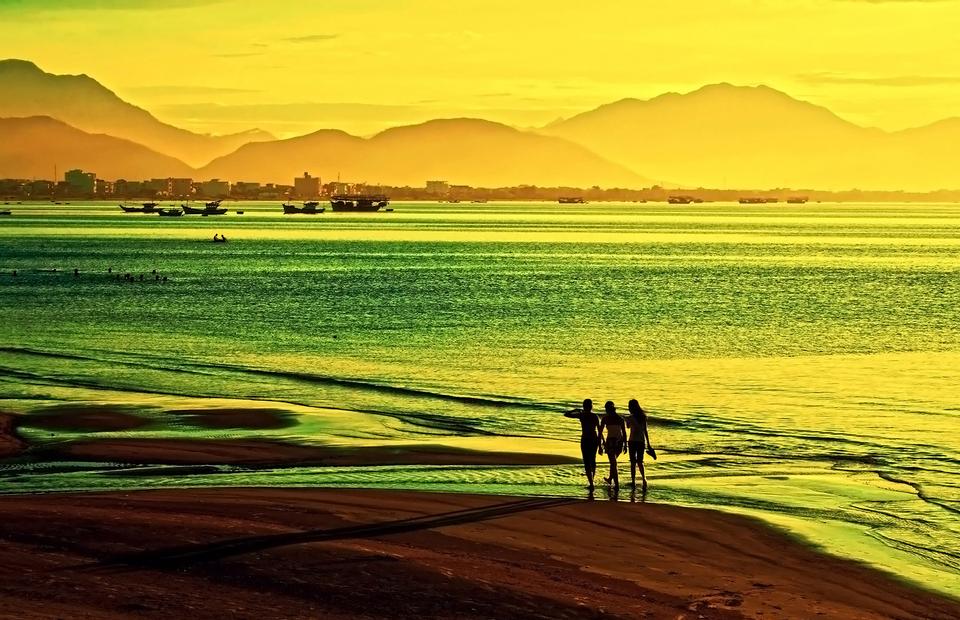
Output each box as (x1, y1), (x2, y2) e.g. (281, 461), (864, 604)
(566, 398), (655, 492)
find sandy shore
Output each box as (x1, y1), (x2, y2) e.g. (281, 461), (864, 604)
(0, 488), (955, 620)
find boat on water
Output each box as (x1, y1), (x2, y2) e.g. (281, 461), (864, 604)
(282, 201), (326, 214)
(0, 209), (11, 216)
(558, 197), (586, 204)
(157, 208), (184, 217)
(119, 204), (146, 213)
(786, 197), (809, 204)
(739, 197), (767, 204)
(183, 204), (228, 215)
(471, 199), (488, 203)
(667, 195), (696, 204)
(329, 194), (389, 212)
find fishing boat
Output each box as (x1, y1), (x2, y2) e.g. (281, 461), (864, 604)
(786, 197), (809, 204)
(329, 194), (389, 212)
(157, 208), (184, 217)
(667, 195), (695, 204)
(0, 209), (11, 216)
(558, 197), (585, 204)
(119, 204), (147, 213)
(183, 204), (228, 215)
(282, 202), (325, 214)
(738, 197), (766, 204)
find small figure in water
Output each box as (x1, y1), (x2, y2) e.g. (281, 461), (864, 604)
(108, 267), (112, 274)
(564, 398), (601, 491)
(73, 268), (79, 277)
(598, 400), (626, 489)
(625, 399), (655, 492)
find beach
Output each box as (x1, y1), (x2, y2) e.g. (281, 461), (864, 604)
(2, 201), (960, 607)
(1, 487), (957, 620)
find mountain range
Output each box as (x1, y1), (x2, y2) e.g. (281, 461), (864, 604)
(2, 58), (960, 190)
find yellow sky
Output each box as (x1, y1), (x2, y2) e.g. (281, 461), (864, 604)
(4, 0), (960, 137)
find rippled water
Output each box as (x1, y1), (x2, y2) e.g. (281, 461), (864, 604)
(1, 201), (959, 595)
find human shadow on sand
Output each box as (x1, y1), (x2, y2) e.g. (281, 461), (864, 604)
(82, 496), (577, 572)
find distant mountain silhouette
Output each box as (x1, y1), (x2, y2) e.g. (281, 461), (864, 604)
(0, 59), (273, 167)
(0, 116), (193, 180)
(200, 118), (649, 187)
(542, 84), (959, 190)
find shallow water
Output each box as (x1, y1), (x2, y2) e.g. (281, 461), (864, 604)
(1, 201), (959, 595)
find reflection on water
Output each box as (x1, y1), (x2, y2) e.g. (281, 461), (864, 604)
(1, 201), (959, 595)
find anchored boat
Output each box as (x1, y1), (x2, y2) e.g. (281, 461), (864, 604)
(329, 194), (389, 212)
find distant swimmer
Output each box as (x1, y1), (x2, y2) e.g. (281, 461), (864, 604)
(625, 399), (655, 491)
(598, 401), (626, 489)
(564, 398), (601, 491)
(73, 268), (79, 277)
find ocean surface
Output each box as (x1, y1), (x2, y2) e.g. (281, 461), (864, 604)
(1, 200), (959, 596)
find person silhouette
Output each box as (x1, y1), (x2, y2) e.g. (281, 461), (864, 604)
(625, 399), (654, 491)
(564, 398), (601, 491)
(598, 400), (626, 489)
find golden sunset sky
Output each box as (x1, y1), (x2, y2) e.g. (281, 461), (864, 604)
(3, 0), (960, 137)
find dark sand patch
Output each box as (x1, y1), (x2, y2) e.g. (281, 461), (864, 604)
(0, 488), (956, 620)
(40, 438), (580, 467)
(20, 404), (150, 432)
(165, 407), (297, 430)
(0, 414), (25, 458)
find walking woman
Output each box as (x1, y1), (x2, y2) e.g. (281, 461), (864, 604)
(625, 399), (654, 491)
(598, 401), (626, 489)
(564, 398), (601, 490)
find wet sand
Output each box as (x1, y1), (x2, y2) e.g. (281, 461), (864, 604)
(0, 488), (955, 620)
(40, 438), (579, 467)
(0, 414), (25, 458)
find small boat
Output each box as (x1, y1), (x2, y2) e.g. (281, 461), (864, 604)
(786, 197), (808, 204)
(329, 194), (389, 212)
(183, 204), (228, 215)
(558, 197), (585, 204)
(738, 197), (766, 204)
(0, 209), (11, 216)
(236, 210), (244, 215)
(157, 208), (184, 217)
(471, 199), (488, 203)
(667, 195), (695, 204)
(283, 201), (325, 214)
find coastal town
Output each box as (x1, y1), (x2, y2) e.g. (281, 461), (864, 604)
(3, 169), (960, 204)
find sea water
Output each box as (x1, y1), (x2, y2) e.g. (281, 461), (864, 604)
(1, 201), (958, 595)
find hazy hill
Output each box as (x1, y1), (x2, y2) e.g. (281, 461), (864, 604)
(542, 84), (952, 190)
(200, 118), (649, 187)
(0, 116), (193, 180)
(0, 59), (273, 167)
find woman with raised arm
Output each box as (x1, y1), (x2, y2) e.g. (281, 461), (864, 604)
(625, 399), (654, 491)
(598, 400), (627, 489)
(564, 398), (601, 491)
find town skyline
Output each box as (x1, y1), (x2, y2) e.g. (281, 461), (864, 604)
(4, 1), (960, 137)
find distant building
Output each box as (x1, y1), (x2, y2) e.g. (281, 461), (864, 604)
(167, 178), (193, 198)
(64, 169), (96, 195)
(114, 179), (144, 197)
(94, 178), (114, 196)
(294, 172), (320, 198)
(425, 180), (449, 195)
(325, 181), (352, 195)
(232, 181), (261, 198)
(199, 178), (230, 198)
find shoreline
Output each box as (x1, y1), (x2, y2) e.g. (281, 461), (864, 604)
(0, 486), (956, 619)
